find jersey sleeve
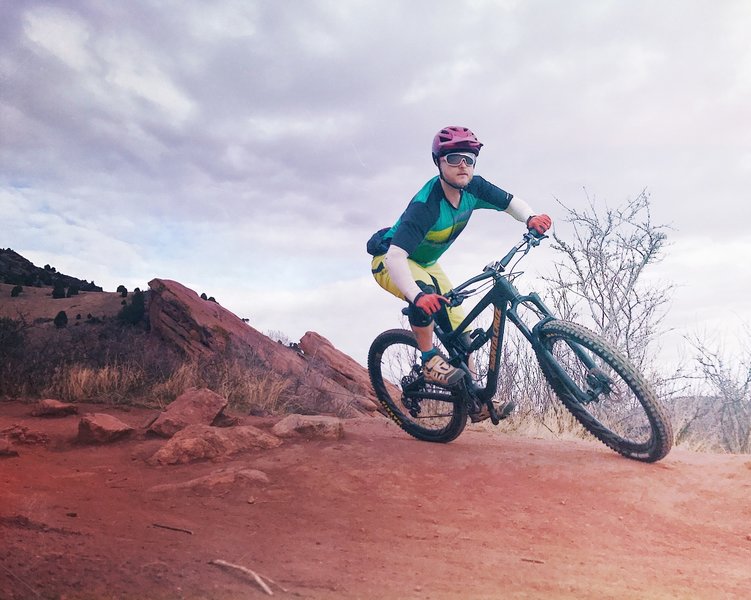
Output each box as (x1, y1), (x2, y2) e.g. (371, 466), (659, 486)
(390, 201), (435, 256)
(467, 176), (513, 211)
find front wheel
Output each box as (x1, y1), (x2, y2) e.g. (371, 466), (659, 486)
(535, 320), (673, 462)
(368, 329), (468, 443)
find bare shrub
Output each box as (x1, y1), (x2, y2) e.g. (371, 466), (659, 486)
(265, 329), (292, 346)
(680, 333), (751, 453)
(544, 190), (672, 373)
(465, 191), (677, 440)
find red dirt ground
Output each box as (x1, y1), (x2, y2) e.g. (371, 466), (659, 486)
(1, 400), (750, 600)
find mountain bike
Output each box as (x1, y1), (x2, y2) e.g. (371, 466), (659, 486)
(367, 231), (673, 462)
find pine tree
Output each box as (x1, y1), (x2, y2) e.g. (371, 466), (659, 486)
(54, 310), (68, 328)
(52, 280), (66, 299)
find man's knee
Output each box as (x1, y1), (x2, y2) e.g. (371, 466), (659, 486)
(407, 281), (436, 327)
(407, 303), (433, 327)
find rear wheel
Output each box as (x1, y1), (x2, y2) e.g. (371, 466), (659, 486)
(368, 329), (467, 443)
(535, 320), (673, 462)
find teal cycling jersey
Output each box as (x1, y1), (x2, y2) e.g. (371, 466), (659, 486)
(385, 175), (513, 266)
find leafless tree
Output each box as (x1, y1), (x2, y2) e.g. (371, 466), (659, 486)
(543, 189), (673, 375)
(686, 333), (751, 453)
(460, 191), (679, 438)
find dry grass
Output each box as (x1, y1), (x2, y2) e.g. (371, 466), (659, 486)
(46, 363), (146, 404)
(150, 357), (294, 414)
(149, 362), (202, 406)
(474, 395), (595, 443)
(0, 311), (296, 415)
(221, 370), (293, 415)
(506, 402), (587, 439)
(20, 355), (296, 415)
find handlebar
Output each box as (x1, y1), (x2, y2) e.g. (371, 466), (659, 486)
(444, 229), (548, 307)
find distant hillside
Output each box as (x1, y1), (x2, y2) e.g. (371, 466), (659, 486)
(0, 248), (102, 292)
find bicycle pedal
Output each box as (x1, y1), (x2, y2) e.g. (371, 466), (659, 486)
(496, 401), (516, 420)
(469, 408), (491, 423)
(479, 401), (515, 425)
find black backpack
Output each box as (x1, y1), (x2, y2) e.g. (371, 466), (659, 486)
(366, 227), (392, 256)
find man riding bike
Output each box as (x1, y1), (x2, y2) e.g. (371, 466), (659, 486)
(367, 125), (552, 421)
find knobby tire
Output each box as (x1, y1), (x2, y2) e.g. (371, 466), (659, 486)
(535, 320), (673, 462)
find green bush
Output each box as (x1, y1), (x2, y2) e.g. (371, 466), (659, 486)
(118, 289), (145, 325)
(0, 317), (26, 396)
(0, 317), (25, 353)
(11, 285), (22, 297)
(52, 280), (66, 299)
(54, 310), (68, 328)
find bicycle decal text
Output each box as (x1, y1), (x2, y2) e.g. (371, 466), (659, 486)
(488, 306), (503, 368)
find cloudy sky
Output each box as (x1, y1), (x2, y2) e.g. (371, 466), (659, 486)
(2, 0), (749, 370)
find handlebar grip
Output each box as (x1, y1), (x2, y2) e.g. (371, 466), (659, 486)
(525, 229), (549, 246)
(526, 228), (545, 238)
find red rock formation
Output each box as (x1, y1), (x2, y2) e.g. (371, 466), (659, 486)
(30, 399), (79, 417)
(148, 387), (228, 438)
(299, 332), (375, 399)
(147, 424), (282, 465)
(147, 279), (378, 416)
(77, 414), (134, 444)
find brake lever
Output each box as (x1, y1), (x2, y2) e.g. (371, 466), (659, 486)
(524, 230), (549, 246)
(445, 291), (467, 307)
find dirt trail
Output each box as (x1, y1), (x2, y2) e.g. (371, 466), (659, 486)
(1, 400), (750, 599)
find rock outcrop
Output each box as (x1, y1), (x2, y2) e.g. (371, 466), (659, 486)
(30, 399), (79, 417)
(147, 424), (282, 465)
(77, 414), (134, 444)
(299, 332), (375, 403)
(147, 279), (379, 416)
(0, 438), (18, 457)
(148, 387), (228, 438)
(271, 414), (345, 440)
(147, 467), (270, 493)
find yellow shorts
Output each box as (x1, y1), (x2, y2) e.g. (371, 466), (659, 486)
(371, 254), (465, 331)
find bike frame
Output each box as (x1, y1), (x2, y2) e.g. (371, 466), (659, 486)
(429, 233), (595, 405)
(434, 270), (553, 403)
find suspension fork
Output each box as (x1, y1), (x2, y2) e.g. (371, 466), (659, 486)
(529, 316), (610, 404)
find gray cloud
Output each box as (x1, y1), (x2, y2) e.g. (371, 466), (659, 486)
(1, 0), (750, 364)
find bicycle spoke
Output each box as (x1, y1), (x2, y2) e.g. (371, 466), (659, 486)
(368, 329), (467, 443)
(537, 320), (672, 462)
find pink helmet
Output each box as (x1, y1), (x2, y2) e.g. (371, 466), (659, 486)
(431, 126), (483, 157)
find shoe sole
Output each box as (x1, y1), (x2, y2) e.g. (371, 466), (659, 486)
(424, 374), (463, 388)
(497, 401), (516, 419)
(470, 401), (516, 423)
